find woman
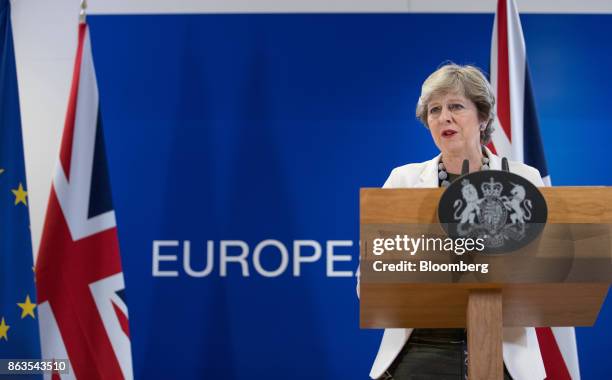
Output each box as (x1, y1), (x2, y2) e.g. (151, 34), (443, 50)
(367, 64), (546, 380)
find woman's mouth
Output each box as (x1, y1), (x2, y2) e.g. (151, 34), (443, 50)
(441, 129), (458, 138)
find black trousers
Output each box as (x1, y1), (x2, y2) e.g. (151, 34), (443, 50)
(383, 329), (512, 380)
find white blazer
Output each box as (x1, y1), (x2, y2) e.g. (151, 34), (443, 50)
(365, 147), (547, 380)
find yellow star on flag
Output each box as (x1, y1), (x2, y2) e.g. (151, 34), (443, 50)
(11, 182), (27, 206)
(0, 317), (9, 341)
(17, 295), (36, 319)
(0, 168), (5, 175)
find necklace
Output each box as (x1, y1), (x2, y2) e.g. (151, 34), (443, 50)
(438, 156), (490, 188)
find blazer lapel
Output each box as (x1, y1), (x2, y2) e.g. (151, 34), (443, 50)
(417, 148), (502, 188)
(484, 146), (502, 170)
(416, 153), (442, 188)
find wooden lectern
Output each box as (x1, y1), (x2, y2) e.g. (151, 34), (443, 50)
(360, 187), (612, 379)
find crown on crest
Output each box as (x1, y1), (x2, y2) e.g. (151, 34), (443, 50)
(481, 177), (503, 197)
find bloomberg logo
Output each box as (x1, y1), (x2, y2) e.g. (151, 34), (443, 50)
(152, 240), (356, 278)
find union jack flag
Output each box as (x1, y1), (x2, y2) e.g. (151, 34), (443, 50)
(35, 22), (133, 379)
(489, 0), (578, 378)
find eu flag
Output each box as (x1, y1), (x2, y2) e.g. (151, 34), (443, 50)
(0, 0), (42, 369)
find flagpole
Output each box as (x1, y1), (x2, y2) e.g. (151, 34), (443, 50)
(79, 0), (87, 24)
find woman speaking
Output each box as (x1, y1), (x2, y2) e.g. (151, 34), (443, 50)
(367, 64), (546, 380)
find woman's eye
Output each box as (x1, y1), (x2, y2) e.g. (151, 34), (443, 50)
(429, 106), (441, 114)
(450, 104), (464, 110)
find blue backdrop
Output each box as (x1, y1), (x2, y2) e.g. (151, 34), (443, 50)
(87, 13), (612, 379)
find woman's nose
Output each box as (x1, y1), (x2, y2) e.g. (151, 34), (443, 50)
(440, 106), (452, 123)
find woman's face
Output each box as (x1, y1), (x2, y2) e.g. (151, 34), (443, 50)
(426, 92), (482, 156)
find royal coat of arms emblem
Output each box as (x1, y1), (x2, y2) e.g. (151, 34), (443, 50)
(439, 170), (547, 253)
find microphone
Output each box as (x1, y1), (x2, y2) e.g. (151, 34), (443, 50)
(461, 159), (469, 175)
(502, 157), (509, 172)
